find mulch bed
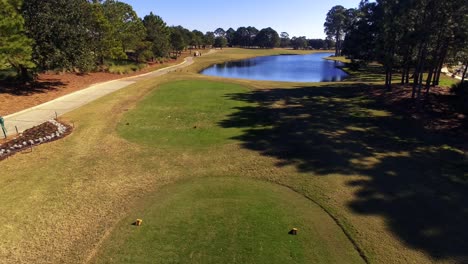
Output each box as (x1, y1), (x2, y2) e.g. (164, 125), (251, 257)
(0, 119), (72, 161)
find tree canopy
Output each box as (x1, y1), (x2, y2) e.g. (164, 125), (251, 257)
(23, 0), (95, 71)
(143, 12), (170, 58)
(0, 0), (34, 79)
(324, 5), (347, 56)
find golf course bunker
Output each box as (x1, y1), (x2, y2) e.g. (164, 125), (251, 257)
(93, 177), (365, 263)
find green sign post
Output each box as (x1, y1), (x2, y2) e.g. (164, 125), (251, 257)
(0, 116), (6, 138)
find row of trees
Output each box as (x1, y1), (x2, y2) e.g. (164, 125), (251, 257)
(1, 0), (332, 80)
(212, 27), (333, 50)
(0, 0), (235, 79)
(324, 0), (468, 97)
(2, 0), (168, 78)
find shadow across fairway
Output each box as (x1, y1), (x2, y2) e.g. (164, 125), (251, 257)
(341, 65), (386, 82)
(219, 84), (468, 262)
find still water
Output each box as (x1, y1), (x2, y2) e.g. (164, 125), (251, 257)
(201, 52), (348, 82)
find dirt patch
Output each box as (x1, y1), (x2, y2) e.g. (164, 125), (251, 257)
(0, 54), (191, 116)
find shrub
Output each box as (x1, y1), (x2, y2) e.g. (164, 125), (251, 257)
(349, 59), (367, 71)
(451, 81), (468, 113)
(108, 62), (147, 75)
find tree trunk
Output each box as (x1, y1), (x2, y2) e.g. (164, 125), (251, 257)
(389, 70), (393, 91)
(405, 67), (410, 84)
(424, 47), (440, 95)
(19, 65), (29, 81)
(425, 67), (434, 96)
(461, 61), (468, 84)
(432, 66), (439, 85)
(433, 46), (448, 86)
(401, 68), (406, 85)
(335, 33), (340, 56)
(385, 63), (393, 91)
(417, 48), (427, 99)
(401, 46), (412, 85)
(417, 63), (425, 98)
(412, 43), (426, 99)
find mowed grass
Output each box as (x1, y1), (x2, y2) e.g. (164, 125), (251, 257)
(118, 80), (254, 149)
(107, 79), (364, 263)
(93, 177), (363, 264)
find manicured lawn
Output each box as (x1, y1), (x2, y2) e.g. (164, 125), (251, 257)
(118, 80), (254, 149)
(93, 177), (363, 264)
(98, 79), (366, 263)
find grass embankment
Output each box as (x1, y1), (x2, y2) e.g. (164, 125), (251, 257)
(0, 48), (466, 264)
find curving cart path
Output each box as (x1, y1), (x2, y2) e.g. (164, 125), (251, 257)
(2, 50), (215, 137)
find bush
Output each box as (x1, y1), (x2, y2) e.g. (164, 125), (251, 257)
(451, 81), (468, 113)
(0, 68), (36, 82)
(348, 59), (367, 71)
(108, 63), (146, 75)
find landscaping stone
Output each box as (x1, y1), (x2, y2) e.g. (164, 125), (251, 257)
(0, 120), (72, 161)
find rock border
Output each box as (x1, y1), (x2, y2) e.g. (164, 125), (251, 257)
(0, 119), (72, 161)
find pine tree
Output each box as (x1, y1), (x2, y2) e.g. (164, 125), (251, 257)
(23, 0), (94, 72)
(0, 0), (35, 80)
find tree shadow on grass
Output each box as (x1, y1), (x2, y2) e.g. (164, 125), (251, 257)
(340, 64), (386, 82)
(219, 84), (468, 262)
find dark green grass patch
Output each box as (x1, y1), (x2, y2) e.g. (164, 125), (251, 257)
(92, 177), (364, 264)
(118, 80), (256, 149)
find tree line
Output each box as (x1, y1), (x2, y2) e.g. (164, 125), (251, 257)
(1, 0), (331, 81)
(324, 0), (468, 98)
(2, 0), (191, 79)
(211, 27), (334, 50)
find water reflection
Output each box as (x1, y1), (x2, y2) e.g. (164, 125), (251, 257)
(201, 52), (348, 82)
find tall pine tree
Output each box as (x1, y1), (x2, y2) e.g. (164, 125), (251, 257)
(23, 0), (95, 72)
(0, 0), (35, 80)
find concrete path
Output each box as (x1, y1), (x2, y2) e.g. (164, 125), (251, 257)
(2, 51), (215, 137)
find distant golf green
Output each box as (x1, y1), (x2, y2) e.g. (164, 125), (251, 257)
(92, 177), (364, 264)
(118, 80), (255, 149)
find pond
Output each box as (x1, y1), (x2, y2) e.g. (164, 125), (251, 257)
(200, 52), (348, 82)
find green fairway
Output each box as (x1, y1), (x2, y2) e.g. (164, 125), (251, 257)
(98, 79), (366, 263)
(118, 80), (255, 149)
(92, 177), (364, 264)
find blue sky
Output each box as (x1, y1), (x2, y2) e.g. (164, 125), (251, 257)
(122, 0), (361, 39)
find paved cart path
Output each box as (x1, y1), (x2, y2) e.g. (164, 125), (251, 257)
(2, 50), (215, 137)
